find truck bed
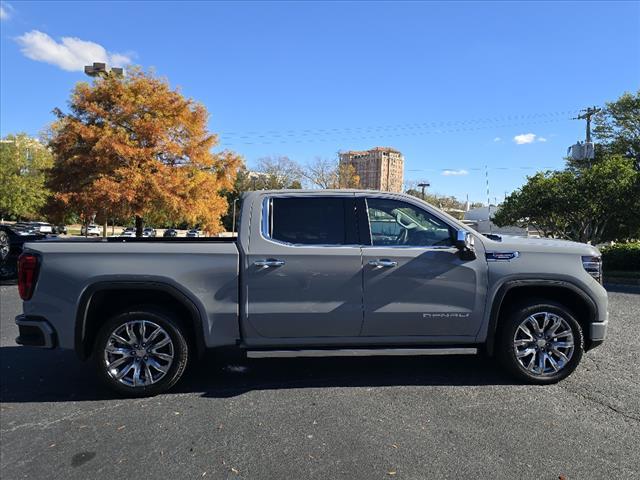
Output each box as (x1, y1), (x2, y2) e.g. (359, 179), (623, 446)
(22, 238), (240, 351)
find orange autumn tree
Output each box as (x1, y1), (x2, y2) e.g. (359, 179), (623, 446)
(47, 68), (241, 236)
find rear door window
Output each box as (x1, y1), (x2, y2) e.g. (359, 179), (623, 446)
(270, 197), (355, 245)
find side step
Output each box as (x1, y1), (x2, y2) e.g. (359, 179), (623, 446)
(247, 347), (478, 359)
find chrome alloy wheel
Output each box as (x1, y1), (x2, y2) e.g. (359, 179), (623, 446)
(104, 320), (174, 387)
(513, 312), (575, 376)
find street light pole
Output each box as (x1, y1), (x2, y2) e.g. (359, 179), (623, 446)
(83, 62), (124, 238)
(417, 182), (430, 200)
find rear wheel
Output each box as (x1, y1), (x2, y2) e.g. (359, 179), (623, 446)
(93, 308), (189, 396)
(497, 300), (584, 384)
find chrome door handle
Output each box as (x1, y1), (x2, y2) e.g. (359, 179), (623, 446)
(254, 258), (285, 267)
(368, 259), (398, 268)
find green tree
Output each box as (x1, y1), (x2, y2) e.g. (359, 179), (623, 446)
(0, 133), (53, 220)
(593, 90), (640, 165)
(493, 155), (639, 243)
(497, 92), (640, 243)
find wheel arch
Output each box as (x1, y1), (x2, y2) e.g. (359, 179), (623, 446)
(485, 279), (598, 355)
(75, 281), (206, 360)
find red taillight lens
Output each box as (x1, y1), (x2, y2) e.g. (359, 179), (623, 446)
(18, 253), (39, 300)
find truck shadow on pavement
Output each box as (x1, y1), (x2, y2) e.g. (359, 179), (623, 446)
(0, 346), (520, 403)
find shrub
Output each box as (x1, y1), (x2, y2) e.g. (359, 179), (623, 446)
(601, 242), (640, 272)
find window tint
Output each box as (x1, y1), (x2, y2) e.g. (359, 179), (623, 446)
(367, 198), (453, 247)
(270, 197), (348, 245)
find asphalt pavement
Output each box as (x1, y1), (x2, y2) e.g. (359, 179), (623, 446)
(1, 284), (639, 479)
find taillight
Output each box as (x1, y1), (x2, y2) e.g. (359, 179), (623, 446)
(18, 253), (39, 300)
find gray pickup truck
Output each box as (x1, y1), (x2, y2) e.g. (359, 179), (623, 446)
(15, 190), (608, 396)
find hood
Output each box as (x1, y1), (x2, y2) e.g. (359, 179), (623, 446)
(479, 234), (601, 256)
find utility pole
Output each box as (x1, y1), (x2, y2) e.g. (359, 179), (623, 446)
(573, 106), (601, 143)
(84, 62), (124, 238)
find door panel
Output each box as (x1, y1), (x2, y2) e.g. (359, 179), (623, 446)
(360, 196), (487, 337)
(361, 246), (486, 336)
(243, 195), (364, 339)
(245, 248), (364, 338)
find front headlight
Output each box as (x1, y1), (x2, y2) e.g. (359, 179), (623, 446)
(582, 255), (603, 284)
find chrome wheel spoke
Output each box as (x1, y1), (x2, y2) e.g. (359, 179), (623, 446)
(111, 333), (132, 346)
(151, 352), (173, 362)
(152, 337), (171, 349)
(147, 357), (169, 374)
(140, 321), (148, 343)
(143, 362), (154, 385)
(115, 361), (135, 379)
(108, 355), (132, 371)
(516, 347), (535, 358)
(125, 323), (139, 345)
(551, 347), (569, 363)
(106, 346), (131, 356)
(547, 353), (559, 372)
(133, 360), (142, 386)
(146, 327), (162, 344)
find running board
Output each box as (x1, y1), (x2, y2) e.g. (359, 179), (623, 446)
(247, 347), (478, 359)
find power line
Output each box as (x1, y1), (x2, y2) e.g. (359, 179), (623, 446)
(217, 109), (579, 146)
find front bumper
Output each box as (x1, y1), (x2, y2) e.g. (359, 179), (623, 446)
(586, 319), (608, 351)
(15, 315), (56, 348)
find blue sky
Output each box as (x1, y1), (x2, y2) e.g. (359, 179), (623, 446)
(1, 1), (638, 203)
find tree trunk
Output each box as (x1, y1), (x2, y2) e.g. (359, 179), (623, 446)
(103, 218), (108, 238)
(135, 215), (143, 237)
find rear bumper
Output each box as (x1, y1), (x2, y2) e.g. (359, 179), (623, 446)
(15, 315), (56, 348)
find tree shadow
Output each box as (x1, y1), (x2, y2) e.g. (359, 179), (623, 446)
(0, 345), (521, 403)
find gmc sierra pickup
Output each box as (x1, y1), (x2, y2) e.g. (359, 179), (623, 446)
(15, 190), (608, 396)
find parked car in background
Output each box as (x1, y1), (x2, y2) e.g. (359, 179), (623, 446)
(186, 228), (202, 238)
(163, 228), (179, 237)
(120, 230), (136, 238)
(26, 222), (54, 234)
(53, 225), (67, 235)
(0, 224), (46, 279)
(143, 227), (157, 237)
(81, 224), (101, 236)
(13, 222), (38, 235)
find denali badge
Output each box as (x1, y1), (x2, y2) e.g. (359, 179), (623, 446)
(423, 313), (470, 318)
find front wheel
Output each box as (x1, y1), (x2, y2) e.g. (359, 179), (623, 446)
(497, 301), (584, 384)
(93, 308), (189, 396)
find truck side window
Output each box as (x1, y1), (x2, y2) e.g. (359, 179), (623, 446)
(270, 197), (348, 245)
(366, 198), (453, 247)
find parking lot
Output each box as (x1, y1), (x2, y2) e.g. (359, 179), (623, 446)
(1, 284), (638, 479)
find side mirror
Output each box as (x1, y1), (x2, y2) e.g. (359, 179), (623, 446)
(454, 230), (476, 259)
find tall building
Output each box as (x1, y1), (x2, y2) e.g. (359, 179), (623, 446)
(339, 147), (404, 192)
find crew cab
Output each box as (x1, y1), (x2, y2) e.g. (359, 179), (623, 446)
(15, 190), (608, 396)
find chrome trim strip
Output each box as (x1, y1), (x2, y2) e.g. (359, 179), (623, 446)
(247, 347), (478, 358)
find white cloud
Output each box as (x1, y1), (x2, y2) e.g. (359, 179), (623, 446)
(537, 137), (548, 142)
(493, 137), (501, 142)
(442, 169), (469, 176)
(0, 2), (12, 20)
(15, 30), (132, 72)
(513, 133), (537, 145)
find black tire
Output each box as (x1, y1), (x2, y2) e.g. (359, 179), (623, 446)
(497, 300), (584, 384)
(92, 308), (189, 397)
